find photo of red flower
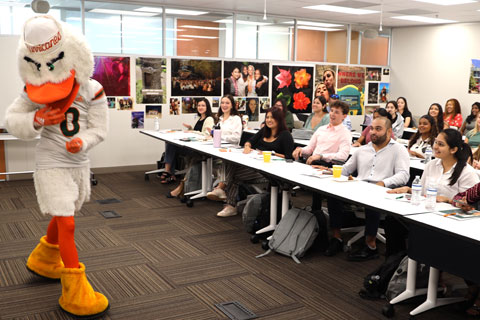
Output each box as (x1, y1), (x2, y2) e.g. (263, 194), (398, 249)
(294, 68), (311, 89)
(275, 67), (292, 89)
(272, 65), (314, 113)
(293, 92), (311, 110)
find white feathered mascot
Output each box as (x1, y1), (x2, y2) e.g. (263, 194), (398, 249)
(5, 15), (109, 318)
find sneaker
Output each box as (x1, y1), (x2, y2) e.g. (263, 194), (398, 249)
(324, 238), (343, 257)
(217, 205), (237, 217)
(207, 188), (226, 201)
(347, 246), (379, 261)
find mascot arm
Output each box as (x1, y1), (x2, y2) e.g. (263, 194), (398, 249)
(5, 94), (43, 140)
(75, 94), (108, 152)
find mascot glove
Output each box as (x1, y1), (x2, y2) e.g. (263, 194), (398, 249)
(34, 107), (66, 127)
(66, 138), (83, 153)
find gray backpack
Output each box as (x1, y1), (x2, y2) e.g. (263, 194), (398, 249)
(256, 207), (319, 263)
(386, 256), (430, 301)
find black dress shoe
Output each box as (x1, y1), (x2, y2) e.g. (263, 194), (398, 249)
(324, 238), (343, 257)
(347, 246), (379, 261)
(166, 192), (174, 198)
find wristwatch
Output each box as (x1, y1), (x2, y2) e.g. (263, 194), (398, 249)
(271, 151), (275, 156)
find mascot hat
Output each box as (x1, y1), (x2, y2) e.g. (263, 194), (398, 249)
(18, 15), (93, 104)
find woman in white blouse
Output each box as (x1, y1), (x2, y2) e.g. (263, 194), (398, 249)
(217, 95), (243, 145)
(407, 114), (438, 159)
(390, 129), (479, 202)
(386, 100), (404, 139)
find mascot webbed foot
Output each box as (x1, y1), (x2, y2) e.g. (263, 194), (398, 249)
(59, 263), (109, 319)
(26, 236), (64, 280)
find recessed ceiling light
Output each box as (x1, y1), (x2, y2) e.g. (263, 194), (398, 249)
(283, 20), (344, 27)
(414, 0), (476, 5)
(214, 19), (272, 26)
(181, 25), (227, 31)
(392, 15), (457, 23)
(135, 7), (208, 15)
(303, 5), (379, 15)
(89, 9), (158, 16)
(297, 26), (343, 32)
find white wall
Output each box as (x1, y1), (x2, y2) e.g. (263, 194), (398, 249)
(390, 23), (480, 120)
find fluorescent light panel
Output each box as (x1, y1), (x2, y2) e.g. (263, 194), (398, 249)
(89, 9), (158, 16)
(303, 5), (379, 15)
(181, 25), (226, 30)
(297, 26), (343, 32)
(214, 19), (271, 26)
(392, 15), (457, 23)
(134, 7), (208, 15)
(179, 35), (218, 39)
(283, 20), (343, 27)
(414, 0), (476, 5)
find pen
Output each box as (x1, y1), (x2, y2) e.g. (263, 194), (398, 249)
(395, 196), (404, 199)
(443, 212), (457, 217)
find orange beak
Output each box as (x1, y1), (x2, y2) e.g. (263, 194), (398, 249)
(25, 70), (76, 104)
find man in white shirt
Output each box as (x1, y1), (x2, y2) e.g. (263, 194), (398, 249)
(325, 116), (410, 261)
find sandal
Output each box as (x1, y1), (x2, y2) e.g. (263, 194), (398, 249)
(467, 304), (480, 316)
(158, 172), (170, 181)
(160, 172), (176, 184)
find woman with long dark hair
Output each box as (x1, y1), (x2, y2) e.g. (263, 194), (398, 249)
(407, 114), (438, 159)
(385, 100), (404, 138)
(428, 103), (446, 131)
(397, 97), (414, 128)
(209, 107), (295, 217)
(273, 98), (294, 131)
(460, 102), (480, 135)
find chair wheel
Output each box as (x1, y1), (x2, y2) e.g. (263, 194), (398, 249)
(343, 245), (351, 252)
(382, 303), (394, 318)
(261, 240), (269, 250)
(250, 235), (260, 244)
(186, 199), (194, 207)
(91, 179), (97, 186)
(291, 191), (296, 197)
(144, 174), (149, 181)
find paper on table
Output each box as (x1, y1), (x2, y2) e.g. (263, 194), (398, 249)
(332, 176), (356, 182)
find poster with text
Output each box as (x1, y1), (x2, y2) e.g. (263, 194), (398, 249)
(272, 65), (314, 113)
(337, 66), (366, 115)
(379, 83), (390, 103)
(92, 56), (130, 97)
(131, 111), (144, 129)
(136, 57), (166, 104)
(171, 59), (221, 96)
(223, 61), (269, 97)
(315, 65), (337, 101)
(169, 98), (180, 115)
(145, 105), (162, 119)
(469, 59), (480, 94)
(367, 82), (379, 104)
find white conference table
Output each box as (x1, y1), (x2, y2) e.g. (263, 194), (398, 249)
(0, 132), (40, 177)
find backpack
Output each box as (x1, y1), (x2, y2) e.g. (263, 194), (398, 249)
(359, 251), (407, 300)
(241, 193), (269, 234)
(256, 207), (319, 263)
(385, 255), (430, 301)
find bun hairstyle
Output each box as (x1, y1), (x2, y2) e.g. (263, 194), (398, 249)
(441, 129), (471, 186)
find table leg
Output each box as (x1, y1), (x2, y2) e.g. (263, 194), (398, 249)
(390, 258), (427, 304)
(256, 185), (278, 234)
(185, 158), (212, 199)
(281, 190), (289, 217)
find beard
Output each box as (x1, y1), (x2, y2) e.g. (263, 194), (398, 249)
(371, 132), (388, 145)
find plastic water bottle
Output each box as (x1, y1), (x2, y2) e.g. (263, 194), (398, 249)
(154, 117), (160, 131)
(425, 182), (437, 211)
(411, 175), (422, 206)
(424, 145), (433, 164)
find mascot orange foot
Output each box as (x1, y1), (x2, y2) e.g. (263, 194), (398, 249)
(26, 236), (64, 279)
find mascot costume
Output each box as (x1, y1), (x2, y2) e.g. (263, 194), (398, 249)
(5, 15), (109, 318)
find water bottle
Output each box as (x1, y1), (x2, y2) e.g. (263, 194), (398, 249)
(424, 145), (433, 163)
(425, 182), (437, 211)
(213, 129), (221, 148)
(154, 117), (160, 131)
(411, 175), (422, 206)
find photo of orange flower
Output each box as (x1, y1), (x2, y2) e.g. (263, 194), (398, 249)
(294, 68), (311, 89)
(293, 92), (311, 110)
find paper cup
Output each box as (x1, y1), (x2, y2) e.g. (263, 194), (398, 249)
(332, 165), (342, 178)
(263, 151), (272, 163)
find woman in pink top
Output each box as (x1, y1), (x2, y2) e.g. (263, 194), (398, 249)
(443, 98), (463, 128)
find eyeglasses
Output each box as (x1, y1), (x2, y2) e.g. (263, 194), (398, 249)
(330, 94), (339, 99)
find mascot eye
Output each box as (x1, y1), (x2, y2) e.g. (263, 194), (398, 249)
(24, 56), (41, 71)
(46, 51), (64, 72)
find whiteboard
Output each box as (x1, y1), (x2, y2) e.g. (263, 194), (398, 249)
(0, 35), (23, 128)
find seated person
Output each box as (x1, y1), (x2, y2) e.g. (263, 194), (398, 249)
(273, 98), (294, 131)
(303, 96), (330, 132)
(443, 98), (463, 129)
(208, 107), (295, 217)
(387, 129), (479, 256)
(325, 116), (410, 261)
(292, 100), (351, 166)
(353, 108), (393, 146)
(428, 103), (446, 131)
(397, 97), (414, 128)
(460, 102), (480, 135)
(160, 98), (215, 183)
(386, 100), (404, 139)
(407, 114), (438, 159)
(465, 113), (480, 149)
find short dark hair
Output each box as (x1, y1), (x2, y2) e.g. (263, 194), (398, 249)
(314, 95), (327, 106)
(330, 100), (349, 115)
(374, 107), (393, 125)
(374, 116), (392, 130)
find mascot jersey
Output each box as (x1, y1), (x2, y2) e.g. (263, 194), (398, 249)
(17, 79), (106, 169)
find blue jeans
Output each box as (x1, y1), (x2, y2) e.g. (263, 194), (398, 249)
(164, 143), (177, 167)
